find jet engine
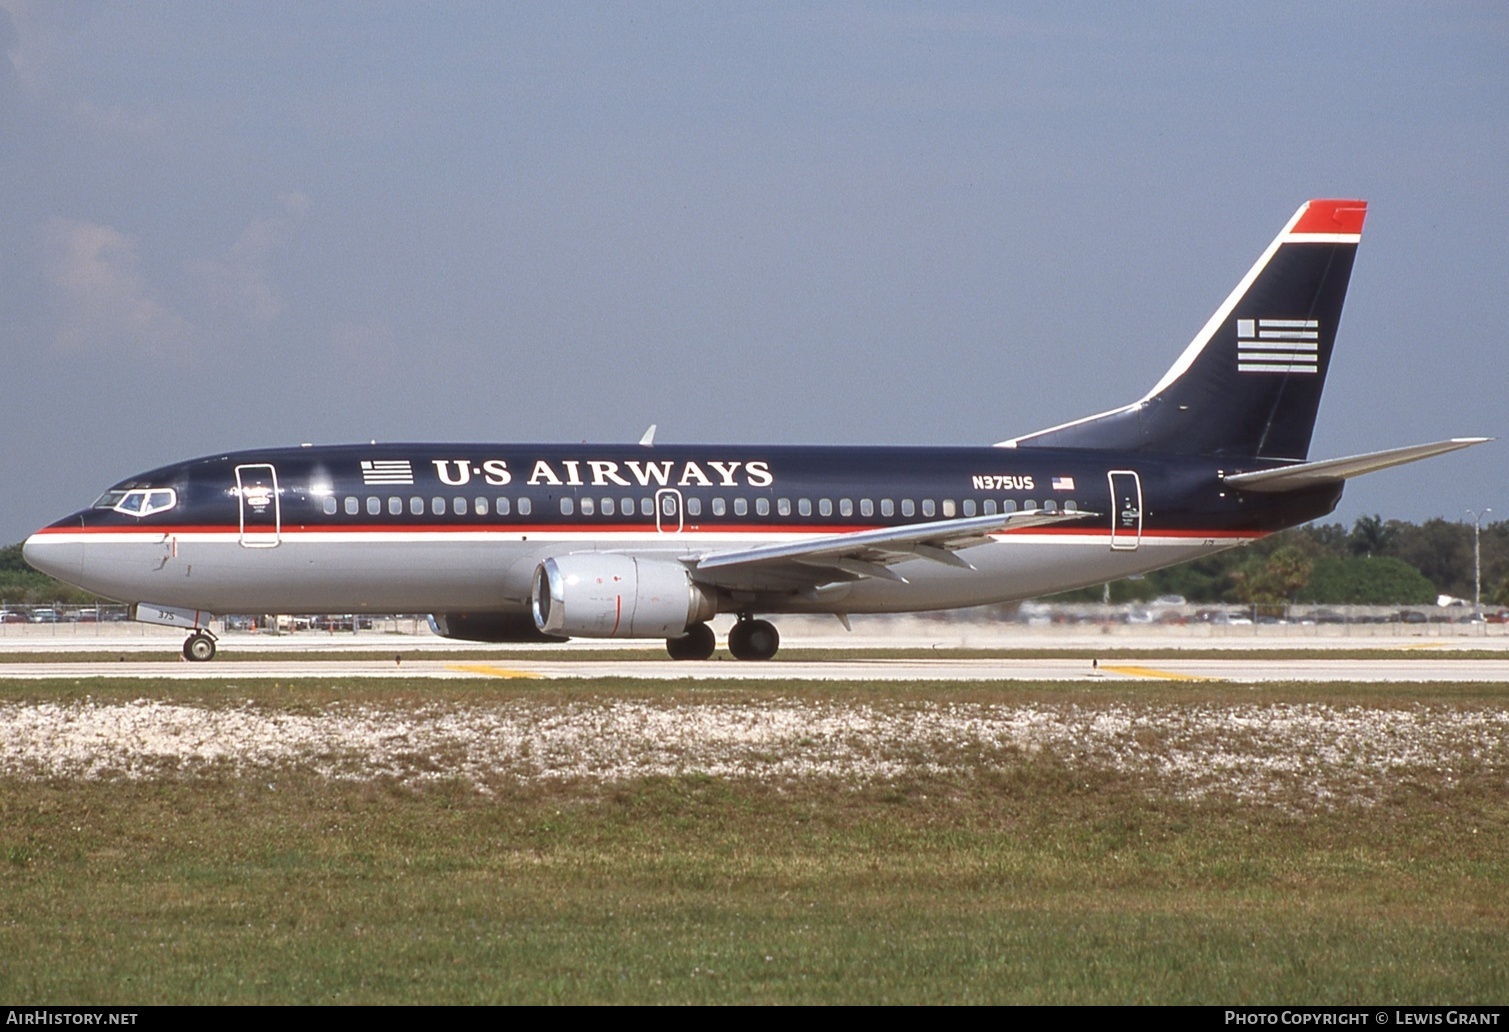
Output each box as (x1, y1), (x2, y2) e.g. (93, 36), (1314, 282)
(532, 554), (717, 638)
(428, 611), (568, 643)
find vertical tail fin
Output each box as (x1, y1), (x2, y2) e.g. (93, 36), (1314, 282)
(1001, 199), (1367, 460)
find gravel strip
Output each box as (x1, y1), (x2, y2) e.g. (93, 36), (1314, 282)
(3, 698), (1505, 807)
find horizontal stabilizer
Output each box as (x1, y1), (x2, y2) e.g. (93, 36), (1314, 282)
(1222, 438), (1490, 493)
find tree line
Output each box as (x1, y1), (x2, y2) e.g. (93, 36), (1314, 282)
(1046, 515), (1509, 607)
(4, 516), (1508, 608)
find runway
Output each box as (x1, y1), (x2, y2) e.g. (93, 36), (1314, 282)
(4, 655), (1509, 682)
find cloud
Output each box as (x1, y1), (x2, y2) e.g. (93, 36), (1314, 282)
(40, 217), (192, 356)
(191, 193), (310, 323)
(0, 0), (96, 96)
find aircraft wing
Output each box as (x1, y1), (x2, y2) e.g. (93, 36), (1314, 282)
(688, 509), (1097, 591)
(1222, 438), (1490, 493)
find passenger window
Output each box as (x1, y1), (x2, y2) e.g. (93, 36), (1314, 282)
(389, 497), (403, 515)
(1064, 500), (1078, 512)
(757, 498), (770, 516)
(641, 498), (654, 517)
(496, 497), (511, 516)
(942, 500), (956, 517)
(901, 500), (915, 517)
(819, 499), (832, 517)
(1043, 500), (1057, 513)
(411, 497), (424, 516)
(475, 497), (488, 516)
(860, 499), (873, 517)
(983, 499), (997, 515)
(602, 497), (615, 516)
(778, 498), (792, 516)
(518, 497), (532, 515)
(1002, 500), (1017, 513)
(453, 497), (467, 516)
(560, 498), (574, 515)
(735, 498), (748, 517)
(881, 499), (894, 517)
(1023, 499), (1038, 512)
(712, 497), (726, 516)
(962, 499), (976, 517)
(622, 497), (634, 516)
(366, 497), (380, 515)
(432, 497), (445, 516)
(344, 497), (358, 515)
(580, 497), (595, 516)
(686, 497), (701, 516)
(922, 499), (936, 517)
(798, 499), (812, 517)
(840, 499), (853, 517)
(323, 496), (337, 516)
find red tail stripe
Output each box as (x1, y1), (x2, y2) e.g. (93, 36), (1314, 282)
(1293, 199), (1367, 235)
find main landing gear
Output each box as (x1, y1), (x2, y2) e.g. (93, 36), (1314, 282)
(182, 630), (217, 662)
(663, 616), (781, 661)
(727, 616), (779, 662)
(665, 621), (716, 661)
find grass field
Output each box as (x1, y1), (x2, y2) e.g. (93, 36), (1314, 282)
(2, 677), (1507, 1004)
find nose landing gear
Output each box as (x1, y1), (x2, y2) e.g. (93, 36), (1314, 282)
(182, 630), (217, 662)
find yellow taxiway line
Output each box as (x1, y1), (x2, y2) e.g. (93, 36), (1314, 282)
(1098, 664), (1221, 682)
(444, 662), (543, 679)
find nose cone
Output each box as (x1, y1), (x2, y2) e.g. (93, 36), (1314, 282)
(23, 528), (85, 587)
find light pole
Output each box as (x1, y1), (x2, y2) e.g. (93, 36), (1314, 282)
(1466, 507), (1492, 622)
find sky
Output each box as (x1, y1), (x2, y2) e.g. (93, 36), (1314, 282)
(2, 1), (1505, 544)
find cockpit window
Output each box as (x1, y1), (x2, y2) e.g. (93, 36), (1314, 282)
(106, 488), (178, 518)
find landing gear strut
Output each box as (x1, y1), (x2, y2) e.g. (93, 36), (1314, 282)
(666, 622), (717, 661)
(182, 630), (217, 662)
(727, 616), (779, 661)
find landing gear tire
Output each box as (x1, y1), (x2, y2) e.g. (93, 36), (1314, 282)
(666, 622), (716, 661)
(727, 618), (779, 661)
(183, 632), (217, 662)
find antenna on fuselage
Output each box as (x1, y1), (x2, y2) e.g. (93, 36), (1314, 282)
(639, 424), (657, 447)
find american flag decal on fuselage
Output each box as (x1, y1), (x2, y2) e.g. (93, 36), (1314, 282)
(360, 459), (415, 485)
(1236, 318), (1319, 374)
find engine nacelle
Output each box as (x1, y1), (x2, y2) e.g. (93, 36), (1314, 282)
(532, 555), (717, 638)
(428, 611), (568, 643)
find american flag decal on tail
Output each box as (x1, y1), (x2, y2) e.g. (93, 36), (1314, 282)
(1236, 318), (1319, 374)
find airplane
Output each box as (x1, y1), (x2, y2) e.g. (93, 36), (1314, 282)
(23, 198), (1487, 662)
